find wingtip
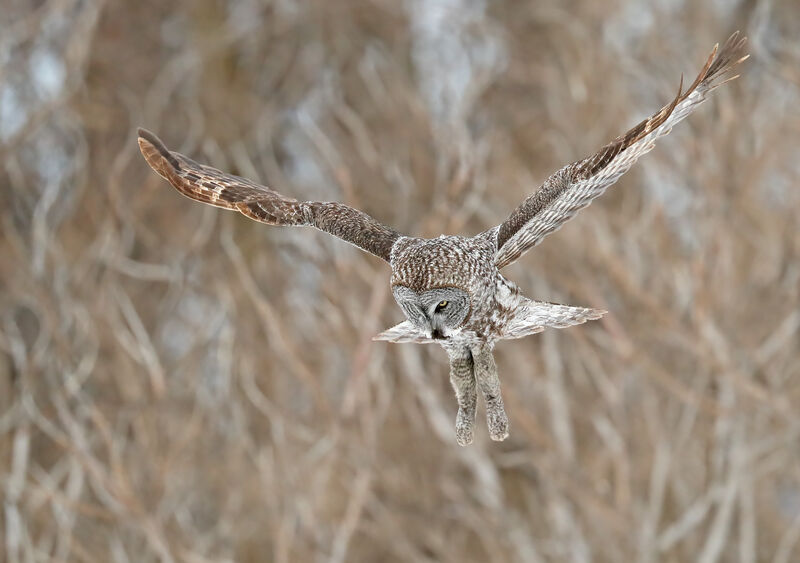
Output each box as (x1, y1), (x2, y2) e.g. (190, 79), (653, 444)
(137, 127), (164, 151)
(137, 127), (181, 171)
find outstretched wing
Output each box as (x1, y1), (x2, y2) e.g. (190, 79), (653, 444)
(138, 129), (402, 262)
(492, 32), (748, 269)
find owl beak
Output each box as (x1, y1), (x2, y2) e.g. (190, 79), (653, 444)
(429, 316), (449, 340)
(412, 305), (442, 339)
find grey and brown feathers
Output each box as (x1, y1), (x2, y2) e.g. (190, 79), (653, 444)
(492, 32), (748, 269)
(137, 128), (401, 261)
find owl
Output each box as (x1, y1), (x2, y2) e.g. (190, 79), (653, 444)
(139, 34), (747, 445)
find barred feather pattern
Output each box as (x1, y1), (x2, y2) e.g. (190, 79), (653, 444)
(137, 129), (401, 262)
(493, 32), (748, 269)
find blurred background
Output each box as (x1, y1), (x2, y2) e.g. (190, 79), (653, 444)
(1, 0), (799, 561)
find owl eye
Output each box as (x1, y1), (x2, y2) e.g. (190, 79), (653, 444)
(435, 300), (449, 312)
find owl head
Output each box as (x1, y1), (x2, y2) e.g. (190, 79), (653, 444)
(380, 236), (492, 341)
(390, 285), (471, 340)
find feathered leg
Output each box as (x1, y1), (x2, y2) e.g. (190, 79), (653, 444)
(472, 347), (509, 441)
(447, 348), (477, 446)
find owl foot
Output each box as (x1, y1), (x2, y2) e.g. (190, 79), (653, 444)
(455, 408), (476, 446)
(486, 403), (509, 441)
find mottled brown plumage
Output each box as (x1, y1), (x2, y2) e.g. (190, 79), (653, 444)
(138, 128), (401, 261)
(138, 33), (747, 445)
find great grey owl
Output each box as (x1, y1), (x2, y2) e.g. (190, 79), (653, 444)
(139, 33), (747, 445)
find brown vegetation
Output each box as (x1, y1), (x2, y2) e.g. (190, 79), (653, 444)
(1, 0), (799, 561)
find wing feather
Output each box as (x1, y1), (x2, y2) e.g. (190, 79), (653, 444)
(138, 129), (402, 262)
(493, 32), (748, 269)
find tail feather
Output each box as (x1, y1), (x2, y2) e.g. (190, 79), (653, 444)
(501, 299), (605, 340)
(373, 321), (435, 344)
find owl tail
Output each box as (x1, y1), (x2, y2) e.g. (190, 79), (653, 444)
(500, 299), (606, 340)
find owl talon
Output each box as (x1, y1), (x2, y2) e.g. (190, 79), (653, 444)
(455, 423), (474, 446)
(455, 409), (476, 446)
(487, 404), (509, 441)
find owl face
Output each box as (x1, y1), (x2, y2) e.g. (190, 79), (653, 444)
(392, 286), (470, 340)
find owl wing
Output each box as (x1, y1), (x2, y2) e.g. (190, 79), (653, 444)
(138, 129), (402, 262)
(492, 32), (748, 269)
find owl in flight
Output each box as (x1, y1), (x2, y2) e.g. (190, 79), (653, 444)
(139, 33), (747, 445)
